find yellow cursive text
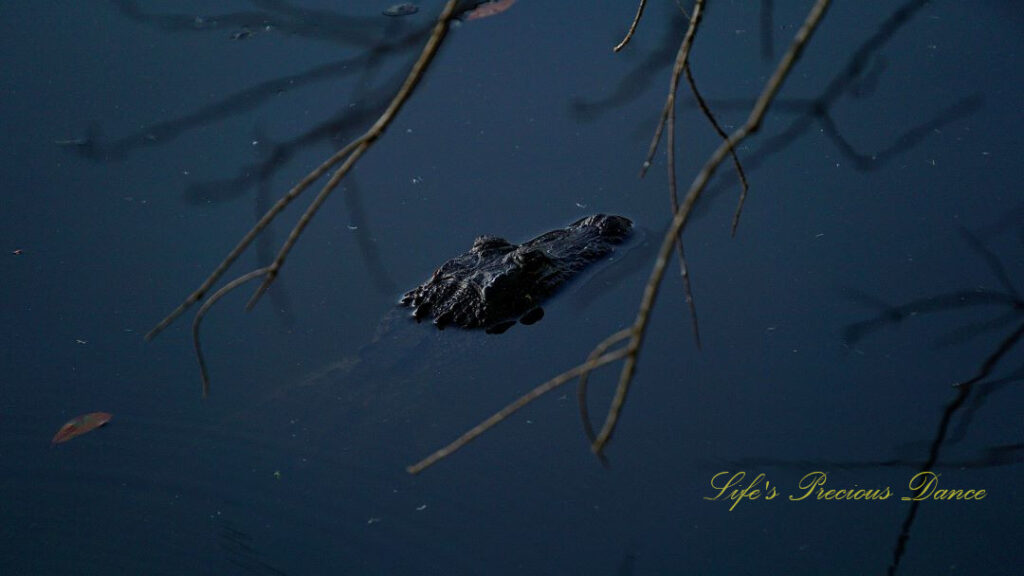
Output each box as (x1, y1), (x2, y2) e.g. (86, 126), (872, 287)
(788, 471), (892, 501)
(704, 471), (778, 511)
(902, 471), (987, 501)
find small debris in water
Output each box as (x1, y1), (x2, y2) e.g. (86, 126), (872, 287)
(193, 16), (216, 29)
(383, 3), (418, 17)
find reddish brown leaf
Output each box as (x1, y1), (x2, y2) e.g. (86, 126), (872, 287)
(465, 0), (518, 21)
(51, 412), (113, 444)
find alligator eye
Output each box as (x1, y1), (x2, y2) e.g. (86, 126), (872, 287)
(513, 249), (549, 271)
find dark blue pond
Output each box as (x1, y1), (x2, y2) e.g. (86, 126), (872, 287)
(2, 1), (1021, 574)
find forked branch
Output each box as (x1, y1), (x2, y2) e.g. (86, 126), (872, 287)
(591, 0), (832, 456)
(409, 0), (833, 473)
(146, 0), (462, 343)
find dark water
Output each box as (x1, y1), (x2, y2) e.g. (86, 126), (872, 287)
(2, 1), (1021, 574)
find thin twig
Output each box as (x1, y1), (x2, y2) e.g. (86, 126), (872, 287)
(667, 65), (703, 350)
(145, 139), (360, 341)
(247, 0), (462, 308)
(674, 237), (702, 349)
(592, 0), (833, 456)
(407, 344), (633, 475)
(682, 62), (751, 236)
(613, 0), (648, 52)
(576, 329), (632, 465)
(192, 268), (270, 397)
(246, 141), (368, 308)
(639, 0), (705, 178)
(146, 0), (462, 339)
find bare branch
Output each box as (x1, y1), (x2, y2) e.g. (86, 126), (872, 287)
(145, 139), (360, 341)
(146, 0), (463, 340)
(409, 0), (833, 473)
(681, 63), (751, 236)
(667, 63), (703, 350)
(192, 268), (270, 397)
(576, 329), (633, 464)
(591, 0), (833, 456)
(639, 0), (705, 178)
(407, 343), (633, 475)
(247, 0), (462, 307)
(613, 0), (648, 53)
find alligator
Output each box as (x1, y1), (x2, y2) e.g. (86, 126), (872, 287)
(400, 214), (633, 334)
(241, 214), (634, 445)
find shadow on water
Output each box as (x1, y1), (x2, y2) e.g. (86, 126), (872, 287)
(569, 12), (685, 122)
(71, 2), (434, 306)
(567, 222), (659, 312)
(220, 523), (289, 576)
(760, 0), (775, 62)
(84, 2), (433, 169)
(712, 0), (982, 185)
(842, 226), (1023, 575)
(728, 221), (1023, 575)
(110, 0), (410, 47)
(572, 0), (981, 198)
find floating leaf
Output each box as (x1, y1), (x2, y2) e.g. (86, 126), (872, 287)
(51, 412), (112, 445)
(464, 0), (518, 21)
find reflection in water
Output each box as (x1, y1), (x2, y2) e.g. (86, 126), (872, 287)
(220, 523), (289, 576)
(725, 223), (1022, 575)
(77, 2), (433, 320)
(728, 443), (1024, 473)
(843, 226), (1023, 575)
(110, 0), (400, 46)
(760, 0), (775, 62)
(570, 12), (685, 121)
(573, 0), (980, 197)
(730, 0), (980, 180)
(343, 178), (398, 294)
(614, 549), (638, 576)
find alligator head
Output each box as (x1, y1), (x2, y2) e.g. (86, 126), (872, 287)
(400, 214), (633, 333)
